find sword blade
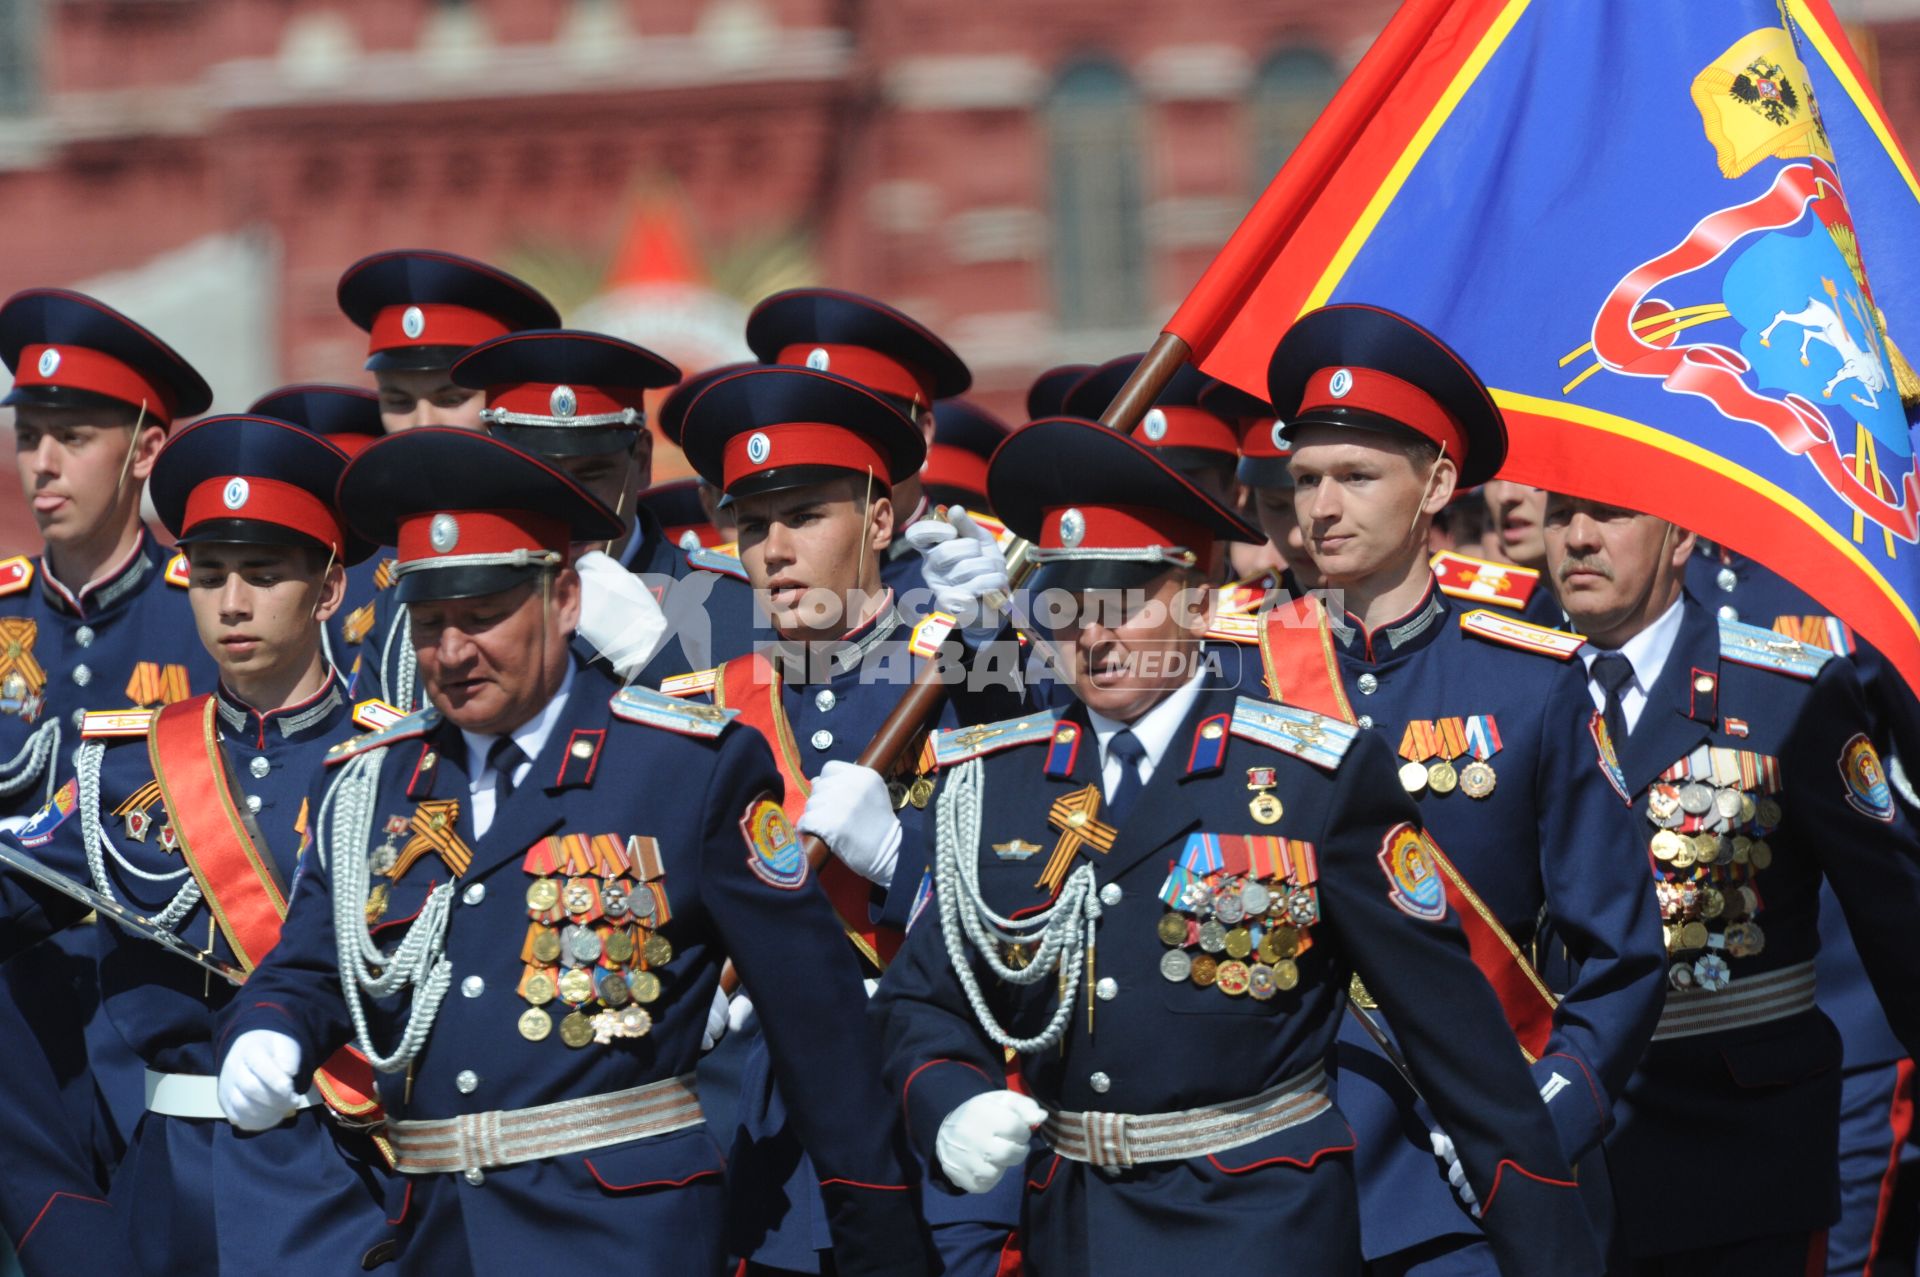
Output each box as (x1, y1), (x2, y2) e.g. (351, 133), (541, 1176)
(0, 842), (245, 986)
(1346, 997), (1421, 1096)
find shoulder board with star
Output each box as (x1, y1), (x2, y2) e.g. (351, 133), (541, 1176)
(1718, 615), (1832, 680)
(685, 542), (747, 581)
(325, 706), (441, 765)
(1458, 608), (1586, 660)
(931, 710), (1060, 769)
(1203, 611), (1262, 645)
(164, 552), (190, 588)
(659, 668), (718, 698)
(0, 556), (33, 598)
(81, 708), (153, 739)
(352, 698), (406, 732)
(610, 684), (738, 738)
(1228, 696), (1357, 771)
(908, 612), (956, 657)
(1430, 550), (1540, 610)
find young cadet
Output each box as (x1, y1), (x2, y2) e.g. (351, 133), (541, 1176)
(1063, 357), (1241, 506)
(873, 415), (1603, 1277)
(675, 365), (1025, 1276)
(0, 413), (393, 1274)
(1266, 304), (1664, 1273)
(745, 288), (973, 617)
(449, 329), (760, 687)
(1541, 493), (1920, 1276)
(335, 249), (561, 709)
(0, 287), (218, 1171)
(215, 429), (931, 1277)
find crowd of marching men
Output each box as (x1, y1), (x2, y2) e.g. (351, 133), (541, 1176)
(0, 249), (1914, 1277)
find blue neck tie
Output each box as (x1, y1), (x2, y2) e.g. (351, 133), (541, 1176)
(486, 737), (528, 813)
(1106, 729), (1147, 824)
(1590, 652), (1636, 749)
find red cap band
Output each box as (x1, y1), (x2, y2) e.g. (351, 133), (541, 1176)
(776, 343), (930, 406)
(721, 422), (891, 493)
(369, 303), (514, 356)
(924, 443), (988, 498)
(1135, 406), (1238, 458)
(182, 475), (345, 555)
(1235, 414), (1289, 460)
(1296, 366), (1464, 460)
(487, 382), (645, 421)
(396, 509), (568, 567)
(1040, 504), (1210, 555)
(14, 343), (177, 424)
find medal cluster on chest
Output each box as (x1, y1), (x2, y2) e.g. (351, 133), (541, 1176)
(1647, 745), (1781, 993)
(1396, 716), (1501, 798)
(519, 832), (672, 1049)
(1155, 833), (1322, 1001)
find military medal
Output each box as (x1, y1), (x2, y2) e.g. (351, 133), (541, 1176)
(1246, 767), (1282, 825)
(1271, 958), (1300, 991)
(1459, 716), (1500, 799)
(1189, 954), (1220, 987)
(1426, 760), (1458, 794)
(526, 879), (559, 912)
(1197, 920), (1228, 953)
(1214, 889), (1246, 925)
(1157, 913), (1188, 946)
(1160, 949), (1192, 982)
(1397, 760), (1429, 794)
(603, 929), (634, 965)
(1647, 785), (1683, 828)
(1223, 927), (1253, 960)
(1248, 963), (1277, 1000)
(1459, 760), (1496, 799)
(524, 971), (556, 1005)
(1240, 881), (1271, 915)
(1214, 960), (1251, 996)
(643, 933), (673, 967)
(531, 930), (562, 963)
(629, 970), (661, 1003)
(599, 971), (630, 1007)
(1749, 840), (1773, 870)
(908, 776), (936, 809)
(1678, 782), (1715, 815)
(559, 1011), (596, 1048)
(518, 1007), (552, 1041)
(601, 880), (630, 919)
(558, 968), (595, 1005)
(887, 780), (910, 811)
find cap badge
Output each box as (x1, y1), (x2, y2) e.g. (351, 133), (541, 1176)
(746, 431), (771, 465)
(550, 385), (577, 419)
(222, 478), (250, 511)
(805, 348), (831, 372)
(429, 513), (460, 554)
(402, 306), (426, 340)
(35, 348), (59, 378)
(1329, 368), (1354, 399)
(1059, 507), (1086, 548)
(1270, 421), (1289, 451)
(1142, 408), (1167, 441)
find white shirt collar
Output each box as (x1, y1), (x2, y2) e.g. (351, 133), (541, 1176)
(1085, 665), (1210, 775)
(1580, 594), (1686, 696)
(460, 659), (578, 784)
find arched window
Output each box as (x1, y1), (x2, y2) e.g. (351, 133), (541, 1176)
(1048, 61), (1146, 331)
(1250, 48), (1338, 183)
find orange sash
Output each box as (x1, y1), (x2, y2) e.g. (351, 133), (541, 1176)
(715, 654), (902, 970)
(1257, 598), (1556, 1060)
(150, 696), (385, 1119)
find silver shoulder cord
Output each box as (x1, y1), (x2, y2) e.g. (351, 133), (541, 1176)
(74, 740), (201, 929)
(381, 604), (421, 712)
(935, 757), (1101, 1054)
(0, 719), (61, 807)
(323, 746), (453, 1073)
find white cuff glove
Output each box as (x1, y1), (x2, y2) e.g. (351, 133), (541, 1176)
(936, 1090), (1046, 1194)
(903, 508), (1009, 637)
(574, 550), (670, 682)
(795, 761), (902, 888)
(728, 993), (758, 1037)
(701, 985), (730, 1053)
(1429, 1129), (1481, 1217)
(219, 1029), (304, 1132)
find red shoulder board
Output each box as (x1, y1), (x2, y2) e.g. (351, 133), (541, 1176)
(1430, 551), (1539, 610)
(164, 553), (191, 587)
(0, 556), (33, 597)
(1458, 609), (1586, 660)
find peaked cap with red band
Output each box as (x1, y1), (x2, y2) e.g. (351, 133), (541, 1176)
(988, 416), (1261, 595)
(925, 398), (1011, 511)
(453, 329), (681, 458)
(249, 383), (383, 458)
(0, 288), (212, 427)
(1199, 378), (1291, 489)
(1064, 358), (1240, 473)
(746, 288), (970, 409)
(637, 477), (718, 550)
(337, 428), (621, 603)
(657, 362), (756, 448)
(336, 250), (560, 373)
(149, 415), (371, 565)
(1267, 303), (1507, 489)
(1027, 363), (1094, 422)
(679, 366), (924, 503)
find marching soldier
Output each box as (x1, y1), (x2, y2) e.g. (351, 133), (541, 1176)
(448, 329), (762, 688)
(214, 428), (932, 1276)
(335, 250), (561, 709)
(1541, 492), (1920, 1275)
(1266, 304), (1665, 1272)
(1063, 357), (1241, 505)
(674, 365), (1026, 1275)
(0, 287), (218, 1171)
(873, 415), (1605, 1277)
(0, 413), (394, 1273)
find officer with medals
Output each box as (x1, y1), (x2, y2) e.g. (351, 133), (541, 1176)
(1063, 357), (1242, 506)
(1538, 499), (1920, 1274)
(0, 287), (219, 1174)
(874, 414), (1604, 1277)
(449, 329), (762, 688)
(1265, 304), (1665, 1273)
(215, 428), (931, 1276)
(333, 249), (562, 711)
(675, 365), (1026, 1276)
(745, 288), (974, 620)
(0, 412), (394, 1274)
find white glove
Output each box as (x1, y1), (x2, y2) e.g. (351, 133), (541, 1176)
(936, 1090), (1046, 1194)
(701, 985), (730, 1053)
(728, 993), (758, 1037)
(219, 1030), (304, 1132)
(796, 761), (902, 888)
(1429, 1129), (1481, 1217)
(903, 508), (1009, 636)
(574, 550), (669, 682)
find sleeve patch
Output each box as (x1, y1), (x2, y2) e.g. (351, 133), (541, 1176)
(742, 795), (807, 890)
(1378, 823), (1447, 922)
(18, 778), (78, 848)
(1839, 732), (1895, 822)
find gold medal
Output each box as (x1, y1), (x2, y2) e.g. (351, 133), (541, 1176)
(600, 972), (631, 1007)
(1223, 927), (1253, 960)
(1215, 960), (1251, 996)
(1249, 792), (1283, 825)
(559, 1011), (595, 1048)
(1272, 958), (1300, 991)
(1679, 921), (1709, 950)
(603, 929), (635, 965)
(525, 878), (559, 912)
(643, 933), (674, 967)
(524, 971), (557, 1006)
(1731, 835), (1752, 865)
(1459, 760), (1496, 799)
(887, 781), (910, 811)
(1427, 760), (1458, 795)
(908, 776), (936, 809)
(1700, 887), (1726, 920)
(1748, 840), (1773, 870)
(1259, 925), (1302, 964)
(558, 968), (595, 1005)
(531, 929), (562, 964)
(1190, 954), (1219, 987)
(628, 970), (662, 1003)
(1670, 839), (1697, 870)
(1757, 798), (1783, 829)
(518, 1007), (552, 1042)
(1157, 913), (1189, 946)
(1651, 831), (1686, 862)
(1397, 760), (1430, 794)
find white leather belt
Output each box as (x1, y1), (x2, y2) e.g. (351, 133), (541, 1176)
(144, 1069), (320, 1120)
(1651, 960), (1817, 1041)
(1041, 1064), (1330, 1169)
